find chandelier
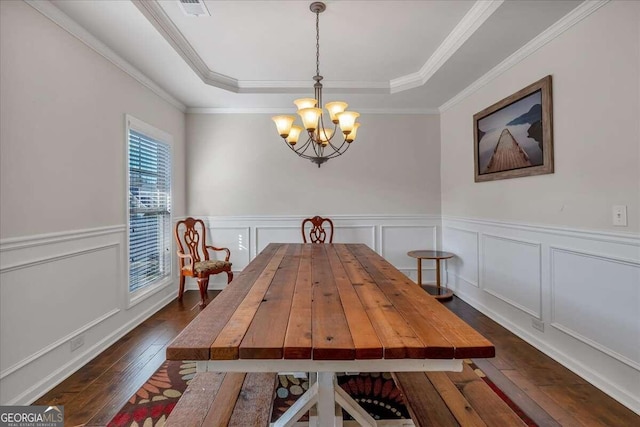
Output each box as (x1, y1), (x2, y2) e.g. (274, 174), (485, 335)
(272, 2), (361, 167)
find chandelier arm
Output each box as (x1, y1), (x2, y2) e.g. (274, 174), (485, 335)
(327, 135), (348, 152)
(291, 136), (314, 154)
(324, 142), (350, 159)
(312, 139), (324, 158)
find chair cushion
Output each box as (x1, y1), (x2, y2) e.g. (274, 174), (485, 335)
(184, 260), (232, 274)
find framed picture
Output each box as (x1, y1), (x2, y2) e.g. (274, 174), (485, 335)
(473, 75), (553, 182)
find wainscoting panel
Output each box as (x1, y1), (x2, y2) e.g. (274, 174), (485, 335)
(0, 225), (178, 405)
(550, 247), (640, 370)
(0, 244), (120, 373)
(380, 225), (437, 270)
(482, 234), (542, 318)
(333, 226), (376, 248)
(443, 226), (479, 287)
(255, 226), (300, 254)
(442, 216), (640, 415)
(198, 215), (440, 289)
(204, 226), (251, 270)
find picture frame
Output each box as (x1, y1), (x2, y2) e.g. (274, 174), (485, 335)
(473, 75), (553, 182)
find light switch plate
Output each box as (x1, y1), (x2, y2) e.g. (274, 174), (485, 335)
(612, 205), (627, 226)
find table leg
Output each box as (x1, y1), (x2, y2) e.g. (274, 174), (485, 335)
(273, 382), (318, 427)
(317, 372), (336, 426)
(417, 258), (422, 286)
(435, 259), (441, 291)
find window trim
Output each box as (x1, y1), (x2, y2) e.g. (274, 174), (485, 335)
(125, 115), (174, 309)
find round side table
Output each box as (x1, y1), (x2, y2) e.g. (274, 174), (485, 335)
(407, 250), (455, 301)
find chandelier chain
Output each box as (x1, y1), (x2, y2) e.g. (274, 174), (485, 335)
(315, 9), (320, 77)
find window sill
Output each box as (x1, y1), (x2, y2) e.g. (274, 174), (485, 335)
(127, 276), (173, 309)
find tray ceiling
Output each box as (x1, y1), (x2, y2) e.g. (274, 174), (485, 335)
(48, 0), (585, 110)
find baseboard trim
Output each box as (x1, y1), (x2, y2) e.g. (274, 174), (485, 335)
(0, 308), (121, 380)
(9, 292), (176, 405)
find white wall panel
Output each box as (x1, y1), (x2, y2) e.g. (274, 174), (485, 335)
(0, 226), (178, 405)
(255, 227), (301, 254)
(381, 226), (437, 269)
(333, 226), (376, 248)
(482, 234), (542, 318)
(443, 216), (640, 415)
(205, 226), (250, 270)
(551, 247), (640, 370)
(443, 226), (479, 287)
(0, 244), (120, 372)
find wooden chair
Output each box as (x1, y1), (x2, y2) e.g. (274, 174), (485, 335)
(175, 217), (232, 307)
(301, 216), (334, 243)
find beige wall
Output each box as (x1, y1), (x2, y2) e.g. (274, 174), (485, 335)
(0, 1), (186, 404)
(0, 0), (186, 239)
(440, 1), (640, 233)
(187, 113), (440, 216)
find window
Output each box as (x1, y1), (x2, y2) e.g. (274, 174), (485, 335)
(126, 116), (172, 296)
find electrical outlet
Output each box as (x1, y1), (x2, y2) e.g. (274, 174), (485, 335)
(531, 318), (544, 332)
(612, 205), (627, 226)
(70, 335), (85, 352)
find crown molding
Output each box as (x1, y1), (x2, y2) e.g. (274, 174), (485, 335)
(131, 0), (239, 93)
(133, 0), (391, 94)
(187, 107), (439, 115)
(133, 0), (505, 95)
(390, 0), (504, 94)
(25, 0), (186, 112)
(439, 0), (610, 112)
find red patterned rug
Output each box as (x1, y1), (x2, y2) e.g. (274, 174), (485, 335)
(106, 360), (537, 426)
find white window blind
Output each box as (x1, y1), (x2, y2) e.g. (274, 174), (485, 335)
(128, 129), (172, 293)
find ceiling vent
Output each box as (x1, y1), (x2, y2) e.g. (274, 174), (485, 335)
(178, 0), (211, 17)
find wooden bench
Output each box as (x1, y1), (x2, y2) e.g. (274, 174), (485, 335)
(165, 372), (278, 427)
(393, 363), (528, 427)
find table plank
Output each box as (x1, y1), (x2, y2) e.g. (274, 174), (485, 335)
(334, 244), (427, 359)
(239, 245), (301, 359)
(348, 244), (456, 358)
(351, 244), (495, 359)
(210, 245), (289, 360)
(201, 373), (246, 426)
(311, 244), (355, 360)
(392, 372), (461, 427)
(166, 243), (283, 360)
(283, 244), (313, 359)
(164, 372), (225, 427)
(325, 245), (383, 359)
(228, 373), (278, 427)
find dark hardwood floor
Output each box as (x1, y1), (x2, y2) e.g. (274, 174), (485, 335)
(35, 291), (639, 426)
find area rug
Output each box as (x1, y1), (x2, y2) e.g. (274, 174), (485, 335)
(107, 360), (537, 427)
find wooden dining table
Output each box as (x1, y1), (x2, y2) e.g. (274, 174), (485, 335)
(167, 243), (495, 426)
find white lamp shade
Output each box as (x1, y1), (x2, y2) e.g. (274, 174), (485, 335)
(294, 98), (318, 110)
(286, 125), (303, 145)
(298, 108), (322, 131)
(325, 101), (348, 123)
(337, 111), (360, 134)
(345, 122), (360, 142)
(272, 115), (295, 137)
